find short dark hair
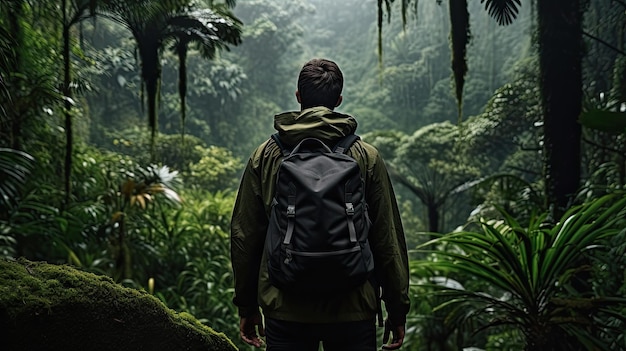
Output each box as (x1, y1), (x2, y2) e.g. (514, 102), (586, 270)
(297, 59), (343, 110)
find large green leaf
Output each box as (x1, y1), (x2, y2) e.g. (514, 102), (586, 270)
(579, 108), (626, 134)
(0, 148), (35, 207)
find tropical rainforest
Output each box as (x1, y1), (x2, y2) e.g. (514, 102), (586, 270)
(1, 0), (626, 350)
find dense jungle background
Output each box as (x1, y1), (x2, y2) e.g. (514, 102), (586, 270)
(1, 0), (626, 350)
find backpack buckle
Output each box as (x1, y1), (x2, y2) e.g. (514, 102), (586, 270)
(287, 205), (296, 217)
(345, 203), (354, 216)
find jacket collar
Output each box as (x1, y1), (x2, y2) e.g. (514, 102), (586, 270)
(273, 107), (358, 146)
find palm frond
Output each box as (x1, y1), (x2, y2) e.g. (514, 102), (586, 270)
(0, 148), (35, 208)
(98, 0), (242, 158)
(167, 8), (242, 56)
(0, 26), (14, 121)
(481, 0), (522, 26)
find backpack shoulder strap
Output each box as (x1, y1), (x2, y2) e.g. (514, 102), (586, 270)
(333, 134), (360, 154)
(271, 133), (290, 157)
(274, 133), (359, 155)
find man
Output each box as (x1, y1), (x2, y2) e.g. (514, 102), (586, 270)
(231, 58), (410, 350)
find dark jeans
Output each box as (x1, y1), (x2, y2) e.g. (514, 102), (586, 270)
(265, 318), (376, 351)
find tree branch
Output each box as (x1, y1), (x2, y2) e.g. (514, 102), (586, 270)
(612, 0), (626, 10)
(582, 137), (625, 156)
(502, 165), (540, 177)
(582, 30), (626, 57)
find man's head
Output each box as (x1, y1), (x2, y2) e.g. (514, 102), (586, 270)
(296, 58), (343, 110)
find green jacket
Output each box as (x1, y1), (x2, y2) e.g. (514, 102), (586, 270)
(231, 107), (410, 325)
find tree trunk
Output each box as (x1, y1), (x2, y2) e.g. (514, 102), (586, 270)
(427, 201), (439, 236)
(538, 0), (584, 218)
(140, 42), (161, 162)
(62, 0), (73, 206)
(448, 0), (469, 121)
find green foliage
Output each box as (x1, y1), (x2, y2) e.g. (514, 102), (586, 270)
(580, 108), (626, 134)
(0, 148), (37, 259)
(3, 182), (81, 263)
(187, 146), (242, 192)
(233, 0), (312, 107)
(0, 148), (35, 208)
(420, 78), (458, 125)
(351, 107), (399, 135)
(180, 57), (248, 146)
(0, 25), (12, 122)
(361, 130), (407, 160)
(611, 56), (626, 102)
(462, 56), (542, 172)
(391, 122), (481, 233)
(84, 44), (144, 143)
(0, 4), (62, 149)
(377, 0), (524, 121)
(106, 163), (183, 281)
(141, 189), (241, 348)
(103, 128), (243, 192)
(416, 193), (626, 350)
(465, 173), (544, 227)
(98, 0), (243, 155)
(454, 56), (545, 223)
(46, 141), (242, 344)
(578, 65), (626, 194)
(106, 127), (205, 170)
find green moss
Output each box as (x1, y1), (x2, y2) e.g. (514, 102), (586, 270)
(0, 258), (237, 351)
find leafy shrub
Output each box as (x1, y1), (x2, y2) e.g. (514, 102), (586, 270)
(186, 145), (242, 192)
(417, 193), (626, 350)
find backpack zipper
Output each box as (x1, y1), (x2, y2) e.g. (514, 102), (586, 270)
(284, 246), (361, 264)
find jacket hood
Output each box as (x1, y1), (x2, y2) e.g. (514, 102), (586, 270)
(273, 107), (358, 146)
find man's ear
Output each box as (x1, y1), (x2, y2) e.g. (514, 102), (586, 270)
(296, 91), (302, 104)
(335, 95), (343, 108)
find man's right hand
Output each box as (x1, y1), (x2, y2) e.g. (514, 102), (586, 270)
(240, 312), (265, 347)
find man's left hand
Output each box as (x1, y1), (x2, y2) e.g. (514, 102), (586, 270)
(381, 318), (405, 350)
(240, 312), (265, 347)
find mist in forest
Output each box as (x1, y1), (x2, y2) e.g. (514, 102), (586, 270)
(229, 0), (532, 137)
(5, 0), (619, 239)
(67, 0), (535, 160)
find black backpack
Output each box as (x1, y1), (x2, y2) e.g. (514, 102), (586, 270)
(266, 133), (374, 294)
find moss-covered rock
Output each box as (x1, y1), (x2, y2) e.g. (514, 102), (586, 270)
(0, 258), (237, 351)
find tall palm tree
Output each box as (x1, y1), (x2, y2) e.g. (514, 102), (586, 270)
(389, 122), (481, 234)
(390, 166), (467, 234)
(60, 0), (103, 204)
(100, 0), (242, 159)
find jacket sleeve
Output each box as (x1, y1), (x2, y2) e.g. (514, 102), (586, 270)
(231, 153), (268, 317)
(365, 150), (411, 326)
